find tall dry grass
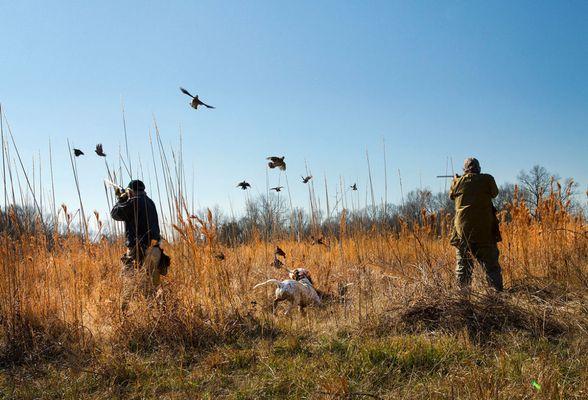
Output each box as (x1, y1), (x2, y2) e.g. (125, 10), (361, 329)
(0, 187), (585, 366)
(0, 111), (586, 397)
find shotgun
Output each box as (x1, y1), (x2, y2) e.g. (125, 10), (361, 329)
(436, 174), (460, 178)
(104, 179), (131, 198)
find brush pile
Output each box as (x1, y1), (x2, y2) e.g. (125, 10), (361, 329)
(373, 280), (588, 341)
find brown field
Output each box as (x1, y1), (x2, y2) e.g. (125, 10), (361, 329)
(0, 187), (586, 399)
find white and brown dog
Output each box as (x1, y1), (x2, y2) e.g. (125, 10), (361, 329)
(253, 268), (321, 314)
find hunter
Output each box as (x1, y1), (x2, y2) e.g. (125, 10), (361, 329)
(110, 180), (162, 308)
(450, 158), (503, 292)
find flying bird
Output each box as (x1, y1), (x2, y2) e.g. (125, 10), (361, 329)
(73, 148), (84, 157)
(272, 256), (284, 269)
(270, 186), (284, 192)
(311, 236), (327, 246)
(301, 175), (312, 183)
(180, 87), (215, 109)
(351, 183), (358, 191)
(267, 156), (286, 171)
(237, 181), (251, 190)
(275, 246), (286, 258)
(95, 144), (106, 157)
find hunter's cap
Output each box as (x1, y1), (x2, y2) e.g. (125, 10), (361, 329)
(463, 157), (481, 174)
(127, 179), (146, 192)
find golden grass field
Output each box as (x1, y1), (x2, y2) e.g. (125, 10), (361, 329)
(0, 189), (587, 399)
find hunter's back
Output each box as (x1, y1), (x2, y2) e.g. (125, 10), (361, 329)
(450, 173), (498, 244)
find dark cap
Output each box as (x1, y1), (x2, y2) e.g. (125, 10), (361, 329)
(127, 180), (145, 192)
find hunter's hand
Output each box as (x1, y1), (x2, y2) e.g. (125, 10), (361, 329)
(118, 191), (129, 202)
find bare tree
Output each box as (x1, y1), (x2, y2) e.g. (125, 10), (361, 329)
(399, 189), (433, 223)
(494, 182), (516, 211)
(432, 191), (454, 216)
(0, 204), (56, 247)
(242, 194), (288, 238)
(518, 165), (579, 214)
(517, 165), (553, 212)
(218, 220), (245, 246)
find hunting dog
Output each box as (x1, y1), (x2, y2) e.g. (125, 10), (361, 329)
(253, 268), (321, 314)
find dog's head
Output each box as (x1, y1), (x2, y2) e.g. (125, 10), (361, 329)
(289, 268), (313, 284)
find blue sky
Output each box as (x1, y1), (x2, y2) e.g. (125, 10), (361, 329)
(1, 1), (586, 224)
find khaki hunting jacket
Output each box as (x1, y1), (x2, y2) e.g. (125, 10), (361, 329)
(449, 173), (500, 246)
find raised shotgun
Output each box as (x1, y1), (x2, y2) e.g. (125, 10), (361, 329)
(436, 174), (460, 178)
(104, 179), (130, 198)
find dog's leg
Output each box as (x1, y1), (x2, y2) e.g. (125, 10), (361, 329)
(273, 298), (282, 315)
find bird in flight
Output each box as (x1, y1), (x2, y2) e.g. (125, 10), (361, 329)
(301, 175), (312, 183)
(275, 246), (286, 258)
(95, 144), (106, 157)
(311, 236), (327, 246)
(272, 256), (284, 269)
(270, 186), (284, 192)
(267, 156), (286, 171)
(180, 87), (215, 109)
(351, 183), (358, 191)
(73, 148), (84, 157)
(237, 181), (251, 190)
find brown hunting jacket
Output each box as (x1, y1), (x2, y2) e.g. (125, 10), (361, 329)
(449, 173), (501, 246)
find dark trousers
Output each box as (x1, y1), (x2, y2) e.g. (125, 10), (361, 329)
(455, 242), (503, 291)
(121, 245), (146, 272)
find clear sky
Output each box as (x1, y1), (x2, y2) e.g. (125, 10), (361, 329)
(1, 1), (586, 225)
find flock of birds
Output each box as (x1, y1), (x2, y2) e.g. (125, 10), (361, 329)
(236, 157), (357, 192)
(72, 143), (106, 158)
(71, 87), (359, 193)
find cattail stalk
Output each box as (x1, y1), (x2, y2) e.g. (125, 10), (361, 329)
(67, 139), (88, 240)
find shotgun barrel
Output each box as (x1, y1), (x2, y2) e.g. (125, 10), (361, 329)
(104, 179), (128, 197)
(436, 174), (460, 178)
(104, 179), (124, 191)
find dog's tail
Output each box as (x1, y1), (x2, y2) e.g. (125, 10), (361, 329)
(253, 279), (282, 290)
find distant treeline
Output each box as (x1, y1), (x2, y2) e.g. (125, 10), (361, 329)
(205, 165), (583, 245)
(1, 165), (583, 246)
